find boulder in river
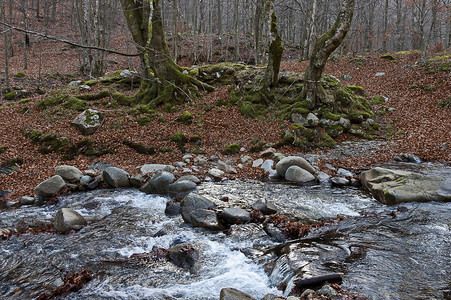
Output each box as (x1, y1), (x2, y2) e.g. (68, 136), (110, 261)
(55, 165), (83, 183)
(167, 243), (199, 270)
(220, 288), (256, 300)
(35, 175), (66, 197)
(140, 171), (174, 195)
(103, 167), (130, 188)
(251, 200), (278, 215)
(180, 193), (217, 224)
(168, 180), (197, 198)
(54, 208), (87, 233)
(360, 167), (451, 204)
(190, 209), (221, 230)
(276, 156), (316, 178)
(220, 207), (251, 225)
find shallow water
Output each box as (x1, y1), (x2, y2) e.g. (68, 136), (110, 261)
(0, 163), (450, 299)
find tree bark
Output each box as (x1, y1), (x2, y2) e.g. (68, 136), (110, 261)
(121, 0), (213, 107)
(262, 1), (283, 91)
(300, 0), (355, 109)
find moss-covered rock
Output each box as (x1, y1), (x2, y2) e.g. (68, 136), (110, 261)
(380, 54), (396, 61)
(223, 143), (241, 155)
(63, 97), (87, 111)
(5, 91), (16, 100)
(176, 110), (193, 125)
(14, 72), (26, 78)
(171, 132), (188, 145)
(325, 124), (344, 138)
(318, 133), (336, 148)
(123, 139), (156, 155)
(293, 124), (316, 141)
(370, 95), (388, 105)
(239, 102), (268, 118)
(76, 89), (111, 101)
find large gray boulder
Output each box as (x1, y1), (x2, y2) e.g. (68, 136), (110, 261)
(35, 175), (66, 197)
(220, 208), (251, 225)
(168, 180), (197, 198)
(276, 156), (315, 178)
(71, 109), (104, 135)
(220, 288), (256, 300)
(140, 171), (175, 195)
(284, 166), (316, 183)
(180, 194), (216, 223)
(54, 208), (87, 233)
(103, 167), (130, 188)
(55, 165), (83, 183)
(360, 167), (451, 204)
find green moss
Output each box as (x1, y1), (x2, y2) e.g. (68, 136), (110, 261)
(76, 89), (111, 100)
(112, 91), (133, 106)
(176, 110), (194, 125)
(63, 96), (87, 111)
(14, 72), (26, 78)
(380, 54), (396, 61)
(136, 114), (155, 126)
(293, 124), (316, 141)
(5, 91), (16, 100)
(171, 131), (188, 145)
(18, 106), (30, 114)
(224, 143), (240, 155)
(239, 102), (268, 118)
(421, 85), (437, 92)
(318, 133), (336, 148)
(0, 146), (7, 154)
(345, 85), (365, 96)
(123, 139), (156, 155)
(438, 97), (451, 108)
(370, 96), (387, 105)
(83, 79), (98, 86)
(325, 124), (344, 138)
(396, 51), (411, 55)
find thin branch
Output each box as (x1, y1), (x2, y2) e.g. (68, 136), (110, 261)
(0, 20), (141, 57)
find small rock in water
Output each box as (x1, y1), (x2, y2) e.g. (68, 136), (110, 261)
(220, 208), (251, 225)
(251, 200), (277, 215)
(317, 285), (337, 297)
(20, 196), (35, 205)
(331, 176), (350, 187)
(316, 172), (331, 183)
(220, 288), (256, 300)
(285, 166), (315, 183)
(167, 243), (199, 270)
(54, 208), (87, 233)
(394, 153), (421, 163)
(337, 168), (353, 177)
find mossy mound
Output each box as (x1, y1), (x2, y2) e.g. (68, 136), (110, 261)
(194, 63), (246, 86)
(123, 139), (156, 155)
(176, 110), (193, 125)
(223, 143), (241, 155)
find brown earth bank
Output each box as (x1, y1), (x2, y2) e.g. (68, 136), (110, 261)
(0, 51), (450, 202)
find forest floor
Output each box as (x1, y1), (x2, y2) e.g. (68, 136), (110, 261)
(0, 33), (450, 202)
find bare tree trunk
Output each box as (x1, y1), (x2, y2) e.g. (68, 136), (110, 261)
(300, 0), (355, 109)
(217, 0), (222, 42)
(233, 0), (239, 61)
(51, 0), (57, 22)
(395, 0), (403, 51)
(172, 0), (178, 62)
(262, 0), (283, 91)
(1, 0), (10, 90)
(254, 0), (262, 64)
(382, 0), (389, 51)
(22, 0), (28, 69)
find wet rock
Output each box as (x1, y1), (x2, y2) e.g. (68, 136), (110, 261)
(220, 288), (256, 300)
(394, 153), (421, 163)
(34, 195), (48, 206)
(55, 165), (83, 183)
(217, 160), (237, 174)
(54, 208), (87, 233)
(361, 167), (451, 204)
(251, 200), (277, 215)
(209, 168), (225, 180)
(103, 167), (130, 188)
(130, 174), (145, 188)
(140, 171), (174, 195)
(35, 175), (66, 197)
(317, 285), (337, 297)
(191, 209), (221, 230)
(87, 177), (100, 189)
(71, 109), (104, 135)
(316, 172), (331, 183)
(331, 176), (350, 186)
(276, 156), (315, 178)
(220, 208), (251, 225)
(285, 166), (316, 183)
(167, 243), (199, 270)
(168, 180), (197, 198)
(263, 223), (286, 243)
(165, 201), (181, 216)
(20, 196), (35, 205)
(80, 175), (91, 186)
(180, 194), (217, 224)
(140, 164), (175, 174)
(261, 294), (284, 300)
(176, 175), (200, 184)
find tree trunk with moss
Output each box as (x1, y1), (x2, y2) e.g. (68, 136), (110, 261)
(121, 0), (213, 107)
(300, 0), (355, 109)
(262, 0), (283, 91)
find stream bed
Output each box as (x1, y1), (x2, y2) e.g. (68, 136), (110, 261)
(0, 164), (450, 300)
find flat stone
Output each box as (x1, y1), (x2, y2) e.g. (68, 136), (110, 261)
(220, 208), (251, 225)
(35, 175), (66, 197)
(220, 288), (256, 300)
(251, 200), (277, 215)
(20, 196), (35, 205)
(252, 158), (264, 167)
(140, 164), (175, 174)
(331, 176), (350, 186)
(55, 165), (83, 183)
(168, 180), (197, 198)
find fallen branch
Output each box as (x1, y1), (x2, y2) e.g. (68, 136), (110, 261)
(293, 273), (343, 290)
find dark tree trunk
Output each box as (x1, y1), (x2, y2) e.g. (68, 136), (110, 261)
(300, 0), (355, 109)
(121, 0), (213, 107)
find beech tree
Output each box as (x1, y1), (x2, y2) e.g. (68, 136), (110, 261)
(120, 0), (213, 106)
(300, 0), (355, 109)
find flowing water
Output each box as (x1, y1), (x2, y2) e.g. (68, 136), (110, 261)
(0, 163), (450, 300)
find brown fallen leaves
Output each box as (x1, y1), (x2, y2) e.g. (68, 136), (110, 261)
(37, 269), (92, 300)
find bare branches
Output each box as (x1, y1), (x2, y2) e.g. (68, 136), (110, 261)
(0, 20), (141, 57)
